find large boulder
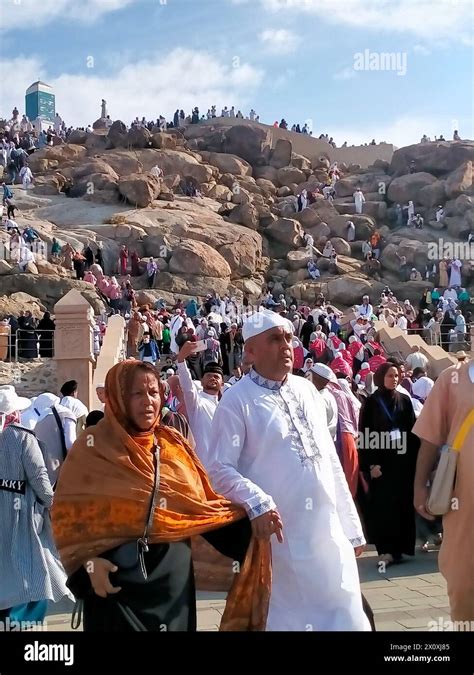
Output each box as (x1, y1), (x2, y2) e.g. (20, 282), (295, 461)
(326, 276), (385, 306)
(0, 260), (12, 275)
(270, 139), (293, 169)
(127, 127), (152, 149)
(417, 180), (447, 208)
(277, 166), (307, 187)
(33, 174), (67, 195)
(291, 153), (311, 171)
(253, 165), (279, 183)
(118, 173), (162, 207)
(202, 152), (252, 176)
(228, 202), (259, 230)
(334, 173), (391, 198)
(445, 216), (471, 239)
(445, 161), (473, 199)
(266, 217), (304, 247)
(69, 159), (119, 182)
(390, 141), (474, 176)
(294, 207), (320, 229)
(67, 129), (88, 145)
(218, 233), (263, 278)
(387, 172), (437, 204)
(331, 237), (352, 256)
(140, 149), (216, 184)
(150, 132), (177, 150)
(452, 194), (473, 216)
(0, 275), (106, 313)
(106, 120), (128, 149)
(223, 125), (271, 165)
(255, 178), (277, 195)
(380, 239), (429, 272)
(168, 240), (231, 278)
(286, 249), (312, 270)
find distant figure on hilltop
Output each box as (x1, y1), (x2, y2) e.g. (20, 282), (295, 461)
(453, 130), (461, 140)
(101, 99), (108, 119)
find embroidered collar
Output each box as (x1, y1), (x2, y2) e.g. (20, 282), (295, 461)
(249, 367), (287, 391)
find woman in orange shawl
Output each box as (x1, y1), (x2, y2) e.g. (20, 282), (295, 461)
(52, 360), (270, 631)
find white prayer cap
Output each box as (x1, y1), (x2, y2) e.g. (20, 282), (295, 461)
(337, 343), (346, 351)
(242, 309), (293, 342)
(309, 363), (337, 383)
(328, 332), (335, 338)
(207, 328), (216, 337)
(348, 335), (358, 343)
(404, 299), (411, 304)
(360, 362), (370, 370)
(95, 383), (105, 389)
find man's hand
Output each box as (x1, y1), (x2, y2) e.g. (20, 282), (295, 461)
(251, 509), (284, 543)
(414, 484), (435, 521)
(370, 465), (382, 479)
(86, 558), (122, 598)
(354, 545), (365, 557)
(177, 340), (198, 363)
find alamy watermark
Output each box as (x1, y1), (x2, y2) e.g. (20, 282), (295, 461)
(354, 49), (407, 76)
(357, 429), (407, 454)
(428, 239), (474, 261)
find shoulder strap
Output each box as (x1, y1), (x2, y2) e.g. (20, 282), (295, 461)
(52, 406), (68, 461)
(141, 445), (160, 543)
(452, 410), (474, 452)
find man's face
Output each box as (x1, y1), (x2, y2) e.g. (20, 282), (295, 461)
(246, 326), (293, 379)
(201, 372), (223, 394)
(96, 387), (106, 404)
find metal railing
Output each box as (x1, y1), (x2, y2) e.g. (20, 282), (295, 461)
(0, 329), (56, 362)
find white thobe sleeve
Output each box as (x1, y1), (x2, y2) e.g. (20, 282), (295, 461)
(63, 417), (77, 451)
(177, 360), (201, 412)
(207, 394), (277, 520)
(328, 435), (366, 548)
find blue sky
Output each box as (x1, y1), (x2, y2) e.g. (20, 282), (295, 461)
(1, 0), (473, 147)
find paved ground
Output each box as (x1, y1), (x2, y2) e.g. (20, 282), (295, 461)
(44, 544), (449, 632)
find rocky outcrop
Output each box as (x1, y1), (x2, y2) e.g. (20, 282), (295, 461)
(266, 217), (304, 247)
(390, 141), (474, 176)
(118, 173), (162, 207)
(223, 124), (271, 164)
(169, 240), (231, 278)
(200, 151), (252, 176)
(445, 161), (472, 199)
(270, 139), (292, 169)
(387, 172), (437, 204)
(228, 202), (259, 230)
(0, 275), (106, 313)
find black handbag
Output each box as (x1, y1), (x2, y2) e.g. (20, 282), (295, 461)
(105, 444), (160, 583)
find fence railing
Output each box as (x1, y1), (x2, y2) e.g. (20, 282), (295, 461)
(0, 329), (56, 362)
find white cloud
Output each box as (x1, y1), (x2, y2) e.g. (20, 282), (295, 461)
(259, 29), (301, 54)
(259, 0), (473, 42)
(0, 50), (264, 127)
(333, 66), (357, 81)
(0, 0), (137, 30)
(413, 45), (431, 56)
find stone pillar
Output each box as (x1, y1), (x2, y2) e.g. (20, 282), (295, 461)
(54, 289), (95, 409)
(91, 314), (126, 409)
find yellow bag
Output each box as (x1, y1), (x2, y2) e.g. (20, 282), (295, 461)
(427, 410), (474, 516)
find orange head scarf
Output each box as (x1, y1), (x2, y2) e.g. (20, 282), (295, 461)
(52, 359), (270, 630)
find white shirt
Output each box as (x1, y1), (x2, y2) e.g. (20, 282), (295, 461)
(208, 369), (369, 631)
(358, 303), (373, 317)
(319, 387), (338, 441)
(397, 316), (408, 332)
(177, 361), (219, 469)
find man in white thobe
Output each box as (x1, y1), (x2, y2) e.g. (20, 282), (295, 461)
(177, 341), (223, 469)
(449, 258), (462, 287)
(208, 309), (370, 631)
(305, 363), (338, 442)
(353, 189), (365, 214)
(169, 309), (185, 354)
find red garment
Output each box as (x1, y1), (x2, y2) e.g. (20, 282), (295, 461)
(119, 249), (128, 276)
(329, 335), (342, 350)
(368, 354), (387, 372)
(330, 355), (352, 378)
(339, 348), (353, 366)
(347, 340), (364, 360)
(367, 340), (385, 356)
(293, 346), (304, 370)
(357, 368), (370, 384)
(340, 432), (359, 498)
(309, 338), (326, 359)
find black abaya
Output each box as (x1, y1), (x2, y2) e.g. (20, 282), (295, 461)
(358, 390), (419, 558)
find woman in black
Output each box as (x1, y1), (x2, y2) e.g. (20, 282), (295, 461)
(358, 362), (419, 566)
(299, 315), (314, 350)
(36, 311), (55, 357)
(440, 310), (456, 351)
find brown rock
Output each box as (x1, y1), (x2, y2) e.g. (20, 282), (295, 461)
(286, 249), (312, 270)
(118, 173), (162, 207)
(390, 140), (474, 176)
(127, 127), (152, 149)
(151, 133), (177, 150)
(266, 217), (304, 247)
(253, 165), (279, 183)
(223, 125), (271, 164)
(277, 166), (306, 187)
(67, 130), (88, 145)
(291, 153), (311, 171)
(445, 161), (473, 199)
(256, 178), (277, 195)
(387, 172), (437, 204)
(228, 202), (259, 229)
(417, 180), (447, 208)
(106, 120), (128, 149)
(277, 186), (293, 197)
(335, 173), (391, 198)
(331, 237), (352, 256)
(168, 240), (231, 278)
(270, 138), (293, 169)
(204, 152), (252, 176)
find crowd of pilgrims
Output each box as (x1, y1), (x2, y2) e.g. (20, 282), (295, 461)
(1, 275), (471, 631)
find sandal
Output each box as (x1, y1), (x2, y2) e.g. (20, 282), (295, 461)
(421, 542), (430, 552)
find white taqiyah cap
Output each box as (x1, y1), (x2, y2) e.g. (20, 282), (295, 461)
(309, 363), (337, 382)
(242, 309), (293, 342)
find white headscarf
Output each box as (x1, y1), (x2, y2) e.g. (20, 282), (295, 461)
(21, 392), (60, 430)
(60, 396), (89, 419)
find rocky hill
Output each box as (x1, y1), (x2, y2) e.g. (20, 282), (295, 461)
(1, 122), (473, 314)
